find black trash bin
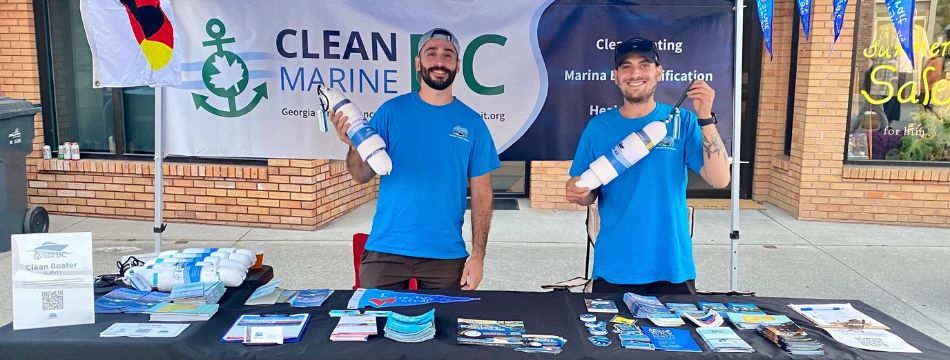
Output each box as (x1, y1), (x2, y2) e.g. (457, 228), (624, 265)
(0, 97), (46, 252)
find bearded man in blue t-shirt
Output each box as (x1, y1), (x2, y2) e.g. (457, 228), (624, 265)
(565, 37), (731, 294)
(330, 28), (500, 290)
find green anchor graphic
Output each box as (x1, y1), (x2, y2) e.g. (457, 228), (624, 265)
(192, 18), (267, 117)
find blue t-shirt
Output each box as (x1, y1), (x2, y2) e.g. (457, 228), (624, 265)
(365, 92), (501, 259)
(569, 103), (705, 285)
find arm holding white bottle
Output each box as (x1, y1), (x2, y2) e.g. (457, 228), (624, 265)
(566, 178), (598, 206)
(331, 109), (377, 184)
(566, 119), (667, 206)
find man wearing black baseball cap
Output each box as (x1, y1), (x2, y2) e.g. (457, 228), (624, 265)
(565, 37), (731, 294)
(329, 28), (500, 291)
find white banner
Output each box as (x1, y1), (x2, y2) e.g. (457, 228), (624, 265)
(12, 233), (94, 330)
(162, 0), (549, 159)
(80, 0), (182, 87)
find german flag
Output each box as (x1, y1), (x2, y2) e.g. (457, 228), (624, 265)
(119, 0), (174, 71)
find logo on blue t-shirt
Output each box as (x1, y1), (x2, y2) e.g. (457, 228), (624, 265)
(449, 126), (470, 142)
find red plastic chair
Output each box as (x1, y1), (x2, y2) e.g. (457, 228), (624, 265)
(352, 233), (417, 290)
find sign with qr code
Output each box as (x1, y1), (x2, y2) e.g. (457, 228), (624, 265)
(11, 233), (94, 330)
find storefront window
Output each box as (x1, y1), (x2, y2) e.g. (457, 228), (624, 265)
(122, 87), (155, 154)
(48, 0), (115, 153)
(848, 0), (950, 162)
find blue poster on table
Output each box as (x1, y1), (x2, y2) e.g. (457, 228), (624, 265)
(884, 0), (916, 68)
(347, 288), (480, 309)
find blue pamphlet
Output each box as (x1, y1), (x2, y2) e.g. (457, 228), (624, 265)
(642, 326), (702, 352)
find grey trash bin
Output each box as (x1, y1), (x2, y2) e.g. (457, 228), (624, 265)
(0, 97), (46, 252)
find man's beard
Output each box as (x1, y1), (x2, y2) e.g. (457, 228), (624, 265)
(420, 64), (457, 91)
(622, 80), (657, 104)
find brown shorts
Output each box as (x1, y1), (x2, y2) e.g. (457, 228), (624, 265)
(591, 279), (696, 295)
(359, 250), (466, 290)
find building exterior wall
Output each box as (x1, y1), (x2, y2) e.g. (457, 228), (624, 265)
(2, 1), (376, 231)
(4, 0), (950, 228)
(753, 0), (950, 227)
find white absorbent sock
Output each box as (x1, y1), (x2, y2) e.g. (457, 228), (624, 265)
(126, 264), (246, 291)
(320, 87), (392, 175)
(575, 121), (667, 189)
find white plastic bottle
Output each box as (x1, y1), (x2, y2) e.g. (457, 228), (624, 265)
(165, 248), (254, 268)
(320, 87), (392, 175)
(152, 255), (248, 272)
(126, 263), (246, 291)
(208, 251), (253, 268)
(575, 121), (667, 189)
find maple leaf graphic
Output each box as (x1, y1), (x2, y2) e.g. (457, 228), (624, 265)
(209, 54), (245, 92)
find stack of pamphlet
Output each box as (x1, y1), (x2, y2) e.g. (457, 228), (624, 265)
(169, 281), (225, 305)
(758, 322), (825, 356)
(244, 278), (283, 306)
(642, 326), (702, 352)
(617, 324), (654, 350)
(726, 313), (793, 330)
(95, 288), (169, 314)
(384, 309), (436, 343)
(647, 313), (685, 327)
(514, 335), (567, 354)
(787, 303), (888, 330)
(145, 302), (219, 321)
(457, 318), (526, 347)
(289, 289), (333, 307)
(726, 302), (766, 314)
(222, 313), (311, 343)
(683, 310), (725, 327)
(623, 293), (670, 318)
(330, 314), (378, 341)
(698, 302), (729, 312)
(585, 298), (618, 313)
(696, 327), (755, 353)
(666, 303), (701, 316)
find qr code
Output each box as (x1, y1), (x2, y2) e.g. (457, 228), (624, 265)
(42, 290), (64, 311)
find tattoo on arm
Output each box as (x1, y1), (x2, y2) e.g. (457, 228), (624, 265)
(702, 133), (727, 160)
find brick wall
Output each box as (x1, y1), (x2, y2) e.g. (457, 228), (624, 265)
(529, 161), (583, 210)
(0, 1), (38, 102)
(753, 0), (950, 227)
(752, 0), (801, 216)
(28, 158), (377, 230)
(2, 0), (377, 230)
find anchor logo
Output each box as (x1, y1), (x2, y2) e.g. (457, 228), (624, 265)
(192, 18), (267, 117)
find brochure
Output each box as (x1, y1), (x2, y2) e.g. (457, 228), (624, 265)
(222, 313), (310, 343)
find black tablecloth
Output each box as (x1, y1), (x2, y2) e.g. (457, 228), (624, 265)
(2, 274), (948, 359)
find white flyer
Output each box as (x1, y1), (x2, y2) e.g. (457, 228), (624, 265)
(825, 329), (921, 353)
(12, 233), (95, 330)
(100, 323), (190, 338)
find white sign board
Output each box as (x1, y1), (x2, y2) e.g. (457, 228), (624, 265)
(12, 233), (95, 330)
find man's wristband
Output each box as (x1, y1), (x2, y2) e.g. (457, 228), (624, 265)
(698, 112), (717, 127)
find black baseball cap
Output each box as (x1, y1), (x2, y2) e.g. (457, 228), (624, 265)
(614, 37), (661, 67)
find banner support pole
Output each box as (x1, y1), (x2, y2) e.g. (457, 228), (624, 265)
(730, 0), (745, 292)
(153, 86), (166, 254)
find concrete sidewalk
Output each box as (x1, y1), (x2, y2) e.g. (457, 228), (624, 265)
(2, 199), (948, 346)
